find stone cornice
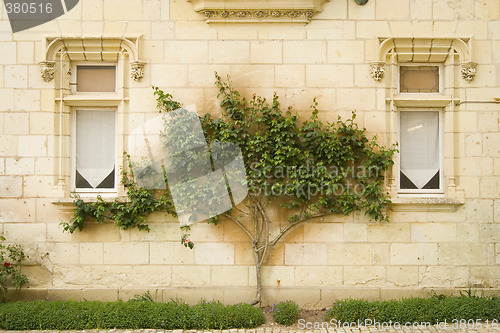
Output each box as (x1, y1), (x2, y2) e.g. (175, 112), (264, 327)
(186, 0), (331, 23)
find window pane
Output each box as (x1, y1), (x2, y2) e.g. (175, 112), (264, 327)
(77, 66), (116, 92)
(400, 66), (439, 93)
(400, 111), (440, 190)
(76, 110), (115, 189)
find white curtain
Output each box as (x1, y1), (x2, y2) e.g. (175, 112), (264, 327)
(400, 111), (439, 189)
(76, 110), (115, 188)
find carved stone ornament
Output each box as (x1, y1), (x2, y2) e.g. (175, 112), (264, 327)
(369, 62), (385, 81)
(461, 61), (477, 82)
(42, 37), (145, 82)
(186, 0), (330, 23)
(40, 60), (56, 82)
(130, 61), (145, 81)
(372, 38), (477, 82)
(201, 9), (316, 21)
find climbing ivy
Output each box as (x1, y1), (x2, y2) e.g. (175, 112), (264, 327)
(61, 163), (177, 233)
(64, 73), (397, 303)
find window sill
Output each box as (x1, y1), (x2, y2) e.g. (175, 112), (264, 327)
(52, 195), (129, 204)
(51, 196), (129, 210)
(390, 197), (464, 212)
(186, 0), (331, 23)
(390, 95), (454, 108)
(57, 96), (128, 107)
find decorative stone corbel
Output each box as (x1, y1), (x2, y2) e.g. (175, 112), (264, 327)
(461, 61), (477, 82)
(40, 60), (56, 82)
(369, 62), (385, 81)
(130, 61), (145, 81)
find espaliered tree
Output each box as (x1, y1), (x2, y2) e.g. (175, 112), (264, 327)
(63, 73), (397, 305)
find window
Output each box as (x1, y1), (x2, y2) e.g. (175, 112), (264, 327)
(397, 64), (444, 194)
(396, 64), (444, 195)
(75, 65), (116, 93)
(42, 36), (144, 199)
(399, 65), (440, 93)
(371, 37), (471, 207)
(71, 64), (117, 94)
(70, 62), (119, 193)
(74, 109), (116, 191)
(399, 110), (442, 193)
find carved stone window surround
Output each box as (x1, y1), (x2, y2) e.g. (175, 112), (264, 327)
(43, 36), (143, 199)
(370, 37), (476, 83)
(40, 36), (145, 82)
(377, 38), (469, 208)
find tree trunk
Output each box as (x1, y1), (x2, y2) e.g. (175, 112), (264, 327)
(250, 243), (262, 305)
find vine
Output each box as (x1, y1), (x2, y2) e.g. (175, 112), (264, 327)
(64, 73), (397, 304)
(61, 158), (177, 233)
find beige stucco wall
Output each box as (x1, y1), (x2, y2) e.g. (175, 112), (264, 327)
(0, 0), (499, 307)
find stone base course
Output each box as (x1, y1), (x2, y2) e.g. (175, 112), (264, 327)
(6, 287), (500, 308)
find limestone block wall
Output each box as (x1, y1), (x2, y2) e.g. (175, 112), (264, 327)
(0, 0), (499, 307)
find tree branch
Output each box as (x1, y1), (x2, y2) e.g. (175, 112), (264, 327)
(222, 213), (254, 241)
(269, 212), (330, 247)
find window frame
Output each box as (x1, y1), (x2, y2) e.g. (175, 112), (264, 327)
(70, 107), (118, 196)
(70, 62), (119, 95)
(44, 37), (143, 202)
(397, 63), (444, 95)
(397, 108), (444, 197)
(373, 37), (469, 208)
(65, 60), (123, 197)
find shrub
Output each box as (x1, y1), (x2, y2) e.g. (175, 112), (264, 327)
(187, 300), (264, 329)
(272, 300), (299, 326)
(0, 299), (265, 330)
(188, 299), (228, 329)
(0, 236), (28, 299)
(324, 295), (500, 325)
(324, 299), (378, 324)
(226, 303), (265, 328)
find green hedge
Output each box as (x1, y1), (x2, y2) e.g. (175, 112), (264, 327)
(325, 296), (500, 325)
(0, 299), (265, 330)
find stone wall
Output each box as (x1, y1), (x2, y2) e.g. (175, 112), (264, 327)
(0, 0), (499, 307)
